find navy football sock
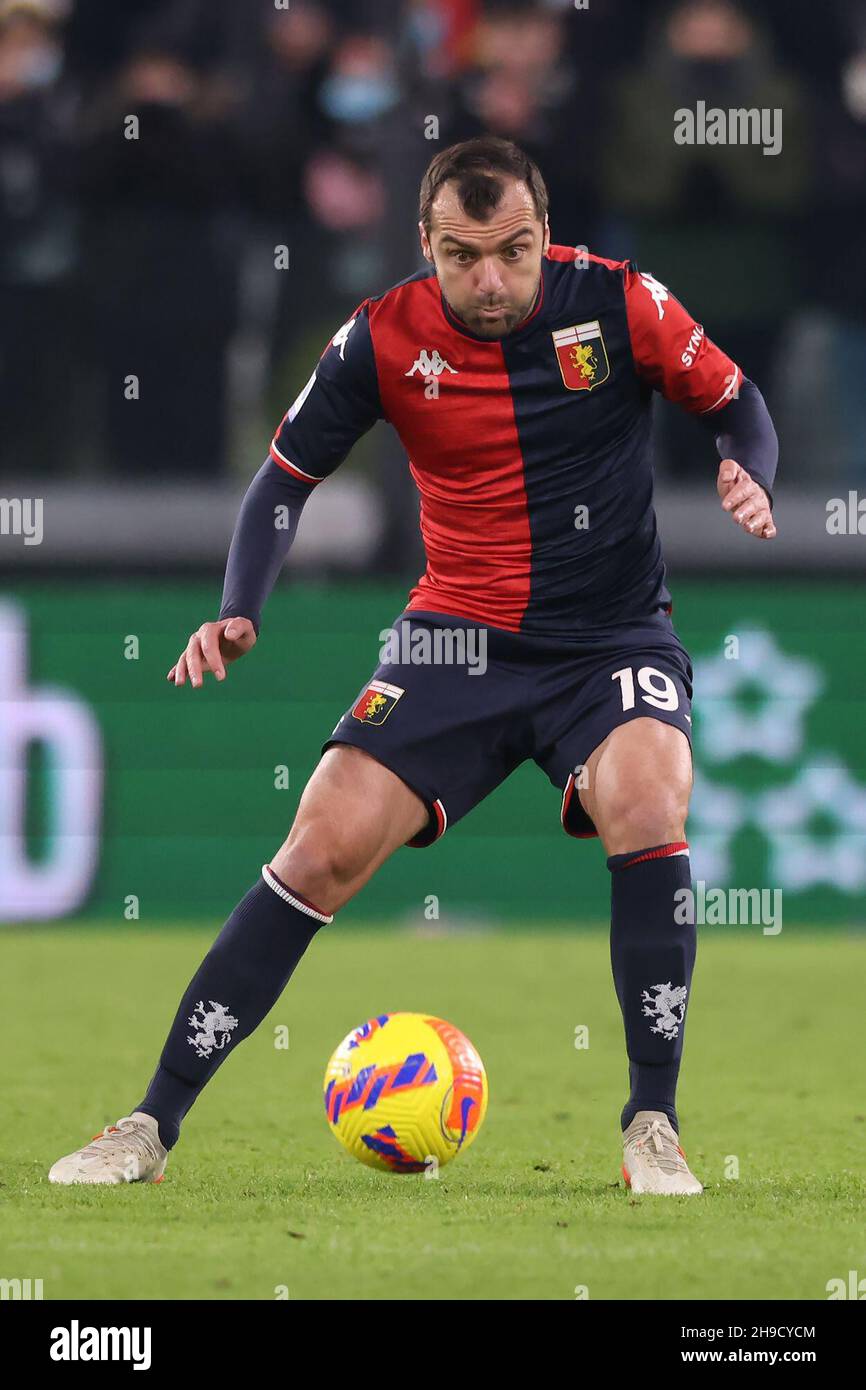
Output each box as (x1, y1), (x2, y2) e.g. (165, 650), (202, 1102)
(136, 868), (331, 1149)
(607, 843), (695, 1134)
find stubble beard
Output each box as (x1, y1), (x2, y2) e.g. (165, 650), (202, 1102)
(442, 276), (541, 340)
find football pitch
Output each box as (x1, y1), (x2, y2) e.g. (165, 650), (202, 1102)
(3, 925), (864, 1302)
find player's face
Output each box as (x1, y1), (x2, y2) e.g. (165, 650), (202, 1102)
(420, 179), (549, 339)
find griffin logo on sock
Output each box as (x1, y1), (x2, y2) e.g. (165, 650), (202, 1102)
(187, 1000), (239, 1059)
(641, 982), (687, 1040)
(351, 679), (405, 725)
(552, 320), (611, 392)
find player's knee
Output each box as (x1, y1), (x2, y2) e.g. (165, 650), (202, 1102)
(600, 784), (688, 856)
(272, 814), (366, 905)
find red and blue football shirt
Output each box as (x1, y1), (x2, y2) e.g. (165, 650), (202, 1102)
(268, 245), (743, 636)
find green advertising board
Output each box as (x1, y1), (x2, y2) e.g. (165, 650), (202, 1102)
(2, 579), (864, 927)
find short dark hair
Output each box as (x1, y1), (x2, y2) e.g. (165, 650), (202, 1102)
(419, 136), (549, 233)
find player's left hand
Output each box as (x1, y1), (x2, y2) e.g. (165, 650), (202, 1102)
(717, 459), (776, 539)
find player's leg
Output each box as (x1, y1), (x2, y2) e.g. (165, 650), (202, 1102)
(579, 715), (691, 852)
(579, 718), (702, 1193)
(48, 747), (427, 1184)
(268, 745), (429, 912)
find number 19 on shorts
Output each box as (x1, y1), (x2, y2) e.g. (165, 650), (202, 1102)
(611, 666), (680, 712)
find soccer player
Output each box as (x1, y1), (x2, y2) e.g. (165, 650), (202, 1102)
(50, 137), (777, 1194)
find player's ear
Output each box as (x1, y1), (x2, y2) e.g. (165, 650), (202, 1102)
(541, 215), (550, 255)
(419, 221), (434, 264)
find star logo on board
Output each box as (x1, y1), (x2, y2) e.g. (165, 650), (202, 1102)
(756, 762), (866, 891)
(686, 770), (749, 884)
(692, 630), (823, 765)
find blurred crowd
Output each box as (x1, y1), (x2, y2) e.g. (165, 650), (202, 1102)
(1, 0), (864, 493)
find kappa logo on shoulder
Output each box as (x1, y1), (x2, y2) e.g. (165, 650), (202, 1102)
(639, 272), (669, 321)
(405, 349), (458, 378)
(331, 316), (357, 361)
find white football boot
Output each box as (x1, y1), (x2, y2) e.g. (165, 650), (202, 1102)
(621, 1110), (703, 1195)
(49, 1112), (168, 1185)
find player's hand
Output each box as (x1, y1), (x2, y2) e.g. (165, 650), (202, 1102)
(167, 618), (257, 687)
(717, 459), (776, 540)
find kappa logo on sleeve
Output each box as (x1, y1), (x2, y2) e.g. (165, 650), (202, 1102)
(351, 680), (405, 725)
(552, 321), (611, 392)
(331, 316), (358, 361)
(639, 272), (669, 320)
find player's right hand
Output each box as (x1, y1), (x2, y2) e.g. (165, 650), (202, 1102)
(167, 618), (257, 687)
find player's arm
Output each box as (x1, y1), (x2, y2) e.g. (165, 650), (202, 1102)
(169, 302), (383, 687)
(710, 382), (777, 537)
(624, 266), (778, 540)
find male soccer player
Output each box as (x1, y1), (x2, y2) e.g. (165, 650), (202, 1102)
(50, 137), (777, 1194)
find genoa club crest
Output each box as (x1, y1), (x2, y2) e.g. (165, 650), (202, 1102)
(351, 679), (405, 725)
(552, 320), (611, 392)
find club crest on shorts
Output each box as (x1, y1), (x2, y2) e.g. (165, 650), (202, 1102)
(552, 320), (611, 392)
(352, 679), (405, 725)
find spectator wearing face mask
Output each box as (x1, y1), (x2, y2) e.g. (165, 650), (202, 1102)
(237, 2), (348, 418)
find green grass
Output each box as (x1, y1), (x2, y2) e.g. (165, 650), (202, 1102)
(2, 925), (865, 1300)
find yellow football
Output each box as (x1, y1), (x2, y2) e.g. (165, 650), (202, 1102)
(323, 1011), (488, 1173)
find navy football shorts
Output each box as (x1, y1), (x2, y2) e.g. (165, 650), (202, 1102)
(323, 608), (693, 847)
